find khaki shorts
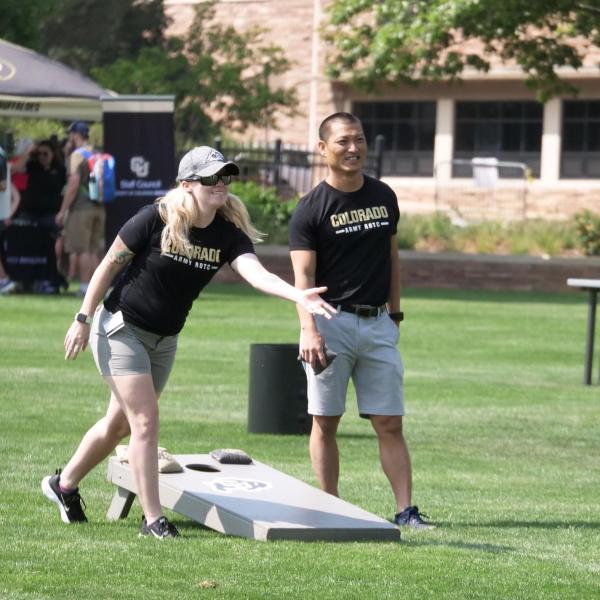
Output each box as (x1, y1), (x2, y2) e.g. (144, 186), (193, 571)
(90, 305), (178, 394)
(64, 204), (105, 254)
(303, 311), (404, 418)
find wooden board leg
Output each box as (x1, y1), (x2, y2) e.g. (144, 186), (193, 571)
(106, 486), (136, 520)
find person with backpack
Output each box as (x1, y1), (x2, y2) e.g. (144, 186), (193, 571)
(55, 122), (105, 296)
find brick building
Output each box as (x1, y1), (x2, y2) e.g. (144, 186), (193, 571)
(165, 1), (600, 218)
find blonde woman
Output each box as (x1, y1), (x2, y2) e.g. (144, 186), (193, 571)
(42, 146), (335, 539)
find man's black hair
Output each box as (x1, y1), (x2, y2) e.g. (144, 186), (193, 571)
(318, 112), (363, 141)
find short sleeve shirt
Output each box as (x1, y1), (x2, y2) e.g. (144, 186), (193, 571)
(21, 160), (66, 216)
(105, 204), (255, 335)
(289, 175), (399, 306)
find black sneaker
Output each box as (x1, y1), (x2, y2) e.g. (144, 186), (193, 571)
(394, 505), (434, 529)
(41, 469), (87, 523)
(140, 516), (179, 539)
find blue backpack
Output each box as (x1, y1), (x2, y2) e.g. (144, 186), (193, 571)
(77, 148), (117, 204)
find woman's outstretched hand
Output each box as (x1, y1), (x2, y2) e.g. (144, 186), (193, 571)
(298, 287), (337, 319)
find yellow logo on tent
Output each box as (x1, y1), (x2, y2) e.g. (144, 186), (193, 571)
(0, 59), (16, 81)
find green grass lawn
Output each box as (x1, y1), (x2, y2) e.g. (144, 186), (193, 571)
(1, 284), (599, 599)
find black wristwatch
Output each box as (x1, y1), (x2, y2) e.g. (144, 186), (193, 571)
(75, 312), (92, 325)
(388, 311), (404, 323)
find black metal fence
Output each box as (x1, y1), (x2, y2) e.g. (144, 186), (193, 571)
(214, 135), (385, 197)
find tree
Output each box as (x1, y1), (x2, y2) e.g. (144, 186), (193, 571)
(0, 0), (63, 50)
(90, 2), (297, 148)
(1, 1), (296, 147)
(324, 1), (600, 101)
(39, 0), (168, 74)
(0, 0), (172, 147)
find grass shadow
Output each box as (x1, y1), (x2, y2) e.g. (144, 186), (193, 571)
(406, 539), (514, 553)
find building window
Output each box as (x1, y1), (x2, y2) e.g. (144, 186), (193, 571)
(454, 101), (542, 177)
(561, 100), (600, 179)
(353, 101), (436, 176)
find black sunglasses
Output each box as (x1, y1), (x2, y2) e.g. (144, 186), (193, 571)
(187, 174), (234, 186)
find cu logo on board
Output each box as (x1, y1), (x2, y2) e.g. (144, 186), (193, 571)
(130, 156), (149, 178)
(204, 478), (272, 493)
(0, 59), (16, 81)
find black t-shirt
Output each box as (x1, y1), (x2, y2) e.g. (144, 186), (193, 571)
(19, 160), (66, 217)
(289, 175), (399, 306)
(105, 204), (255, 335)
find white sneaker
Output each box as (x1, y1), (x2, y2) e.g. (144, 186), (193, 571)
(0, 280), (17, 295)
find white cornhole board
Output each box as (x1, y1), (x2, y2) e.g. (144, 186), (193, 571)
(106, 453), (400, 542)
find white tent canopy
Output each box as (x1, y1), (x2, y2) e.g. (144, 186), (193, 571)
(0, 38), (114, 120)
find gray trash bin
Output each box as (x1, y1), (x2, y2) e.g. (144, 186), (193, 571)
(248, 343), (311, 434)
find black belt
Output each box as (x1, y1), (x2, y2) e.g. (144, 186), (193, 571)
(337, 304), (387, 318)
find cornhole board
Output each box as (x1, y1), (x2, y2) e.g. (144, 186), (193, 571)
(106, 453), (400, 542)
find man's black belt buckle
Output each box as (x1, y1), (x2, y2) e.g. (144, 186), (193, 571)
(338, 304), (385, 318)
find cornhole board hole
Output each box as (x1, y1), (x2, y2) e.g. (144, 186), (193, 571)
(106, 452), (400, 542)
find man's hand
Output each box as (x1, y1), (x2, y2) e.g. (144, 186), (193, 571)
(299, 327), (329, 371)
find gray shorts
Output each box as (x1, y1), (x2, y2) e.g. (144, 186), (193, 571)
(90, 305), (178, 394)
(303, 311), (404, 418)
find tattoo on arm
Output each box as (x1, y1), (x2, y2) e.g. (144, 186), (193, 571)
(107, 247), (134, 265)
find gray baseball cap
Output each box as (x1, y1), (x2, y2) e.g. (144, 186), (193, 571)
(177, 146), (239, 181)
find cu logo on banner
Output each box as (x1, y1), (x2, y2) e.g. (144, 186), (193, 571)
(130, 156), (149, 178)
(0, 59), (16, 81)
(204, 478), (272, 494)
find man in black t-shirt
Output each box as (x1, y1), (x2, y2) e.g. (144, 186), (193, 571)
(289, 112), (432, 529)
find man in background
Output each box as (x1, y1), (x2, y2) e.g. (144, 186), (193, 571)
(55, 122), (104, 296)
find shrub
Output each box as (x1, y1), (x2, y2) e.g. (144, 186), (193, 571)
(397, 213), (581, 257)
(457, 221), (505, 254)
(574, 210), (600, 256)
(396, 217), (418, 249)
(399, 213), (458, 252)
(229, 181), (298, 245)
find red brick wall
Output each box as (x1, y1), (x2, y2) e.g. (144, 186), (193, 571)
(214, 246), (600, 293)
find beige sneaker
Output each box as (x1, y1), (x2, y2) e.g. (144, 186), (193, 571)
(157, 447), (183, 473)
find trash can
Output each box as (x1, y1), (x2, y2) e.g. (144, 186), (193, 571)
(248, 343), (311, 434)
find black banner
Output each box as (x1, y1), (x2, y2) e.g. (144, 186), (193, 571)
(103, 102), (175, 247)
